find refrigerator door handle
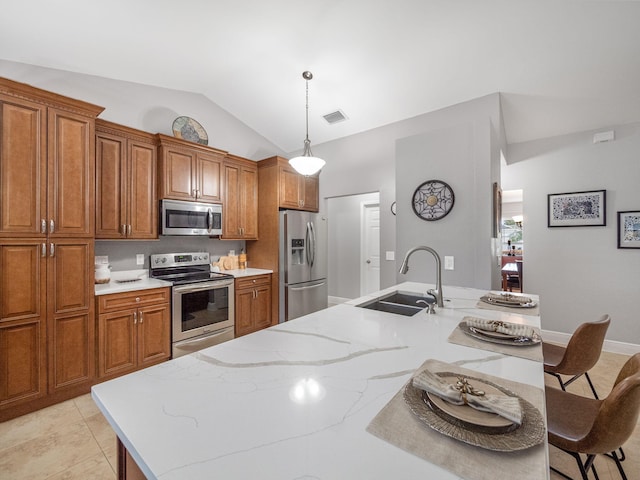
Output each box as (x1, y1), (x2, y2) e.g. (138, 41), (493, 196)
(305, 222), (314, 268)
(309, 221), (317, 267)
(290, 281), (326, 292)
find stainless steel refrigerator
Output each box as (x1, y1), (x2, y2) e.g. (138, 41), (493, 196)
(279, 210), (328, 323)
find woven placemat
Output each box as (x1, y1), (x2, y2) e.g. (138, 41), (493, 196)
(366, 359), (547, 480)
(448, 322), (543, 362)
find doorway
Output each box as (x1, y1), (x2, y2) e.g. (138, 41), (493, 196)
(327, 192), (380, 303)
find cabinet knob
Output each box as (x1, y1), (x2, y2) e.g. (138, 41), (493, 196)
(135, 297), (140, 302)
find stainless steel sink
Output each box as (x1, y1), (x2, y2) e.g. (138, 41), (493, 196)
(356, 290), (435, 316)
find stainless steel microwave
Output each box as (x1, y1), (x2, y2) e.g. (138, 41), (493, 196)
(160, 199), (223, 236)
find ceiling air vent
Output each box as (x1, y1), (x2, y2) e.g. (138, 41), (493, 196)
(323, 110), (348, 124)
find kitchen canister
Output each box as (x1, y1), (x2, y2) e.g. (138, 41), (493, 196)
(95, 263), (111, 284)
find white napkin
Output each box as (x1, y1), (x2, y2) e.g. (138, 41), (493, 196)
(486, 292), (533, 304)
(412, 369), (523, 425)
(465, 316), (535, 338)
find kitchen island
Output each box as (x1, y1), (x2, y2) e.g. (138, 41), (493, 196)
(91, 282), (547, 480)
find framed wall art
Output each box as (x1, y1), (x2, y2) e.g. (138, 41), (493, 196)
(547, 190), (606, 227)
(617, 210), (640, 249)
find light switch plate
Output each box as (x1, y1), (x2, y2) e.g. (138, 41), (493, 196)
(444, 256), (454, 270)
(385, 251), (395, 261)
(136, 254), (145, 266)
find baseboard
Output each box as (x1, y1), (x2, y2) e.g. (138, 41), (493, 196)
(541, 330), (640, 356)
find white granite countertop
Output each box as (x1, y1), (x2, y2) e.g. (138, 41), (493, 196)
(223, 267), (273, 277)
(94, 270), (172, 296)
(92, 282), (547, 480)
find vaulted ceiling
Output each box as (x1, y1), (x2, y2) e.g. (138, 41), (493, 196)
(2, 0), (639, 153)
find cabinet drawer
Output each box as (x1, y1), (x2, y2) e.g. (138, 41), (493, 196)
(235, 274), (271, 290)
(97, 287), (170, 313)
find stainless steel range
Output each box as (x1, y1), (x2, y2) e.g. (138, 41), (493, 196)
(150, 252), (235, 358)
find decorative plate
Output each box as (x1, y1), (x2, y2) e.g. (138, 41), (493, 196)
(480, 295), (537, 309)
(172, 116), (208, 145)
(460, 322), (541, 346)
(403, 372), (545, 451)
(412, 180), (455, 221)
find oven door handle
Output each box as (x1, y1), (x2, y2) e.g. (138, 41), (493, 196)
(173, 282), (230, 294)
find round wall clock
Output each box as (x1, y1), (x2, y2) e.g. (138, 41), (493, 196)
(412, 180), (455, 221)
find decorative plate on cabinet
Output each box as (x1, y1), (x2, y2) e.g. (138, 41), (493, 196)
(172, 116), (209, 145)
(412, 180), (455, 221)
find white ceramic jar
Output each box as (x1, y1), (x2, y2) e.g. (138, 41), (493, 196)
(95, 264), (111, 284)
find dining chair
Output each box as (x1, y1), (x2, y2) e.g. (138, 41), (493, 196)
(505, 260), (523, 292)
(543, 314), (610, 398)
(545, 353), (640, 480)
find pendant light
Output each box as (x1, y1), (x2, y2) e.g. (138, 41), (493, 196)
(289, 71), (326, 176)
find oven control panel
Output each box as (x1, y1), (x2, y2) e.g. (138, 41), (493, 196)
(150, 252), (210, 268)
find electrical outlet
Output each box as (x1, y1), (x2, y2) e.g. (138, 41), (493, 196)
(136, 254), (145, 266)
(385, 251), (395, 261)
(444, 256), (454, 270)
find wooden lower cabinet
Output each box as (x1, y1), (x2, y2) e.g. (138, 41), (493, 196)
(97, 288), (171, 380)
(0, 238), (95, 421)
(235, 274), (272, 337)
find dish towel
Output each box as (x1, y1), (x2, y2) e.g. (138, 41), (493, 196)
(412, 369), (523, 425)
(465, 317), (535, 338)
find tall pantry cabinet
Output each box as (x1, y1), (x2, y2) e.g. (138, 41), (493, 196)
(0, 78), (104, 420)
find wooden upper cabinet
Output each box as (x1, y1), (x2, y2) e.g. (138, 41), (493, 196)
(259, 156), (320, 212)
(0, 94), (47, 237)
(96, 120), (157, 239)
(157, 134), (224, 203)
(0, 78), (104, 239)
(48, 108), (95, 237)
(222, 154), (258, 240)
(196, 151), (222, 203)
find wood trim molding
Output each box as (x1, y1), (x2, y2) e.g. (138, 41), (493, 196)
(0, 77), (104, 117)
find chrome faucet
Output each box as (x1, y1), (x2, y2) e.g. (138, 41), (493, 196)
(398, 246), (444, 307)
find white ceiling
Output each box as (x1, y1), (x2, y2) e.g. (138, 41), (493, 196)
(2, 0), (639, 153)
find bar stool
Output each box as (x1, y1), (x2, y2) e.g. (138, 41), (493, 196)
(543, 315), (610, 399)
(545, 353), (640, 480)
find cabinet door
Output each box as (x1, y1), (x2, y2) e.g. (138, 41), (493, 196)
(223, 162), (241, 237)
(98, 310), (137, 378)
(240, 165), (258, 238)
(253, 284), (272, 331)
(0, 94), (47, 237)
(159, 147), (195, 201)
(95, 132), (126, 238)
(234, 288), (255, 337)
(137, 303), (170, 367)
(47, 239), (94, 392)
(0, 240), (47, 407)
(0, 319), (46, 408)
(279, 165), (303, 209)
(128, 140), (157, 239)
(47, 108), (94, 237)
(48, 312), (94, 391)
(196, 152), (222, 203)
(303, 175), (319, 212)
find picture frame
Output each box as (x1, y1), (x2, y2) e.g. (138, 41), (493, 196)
(547, 190), (606, 227)
(492, 182), (502, 238)
(617, 210), (640, 249)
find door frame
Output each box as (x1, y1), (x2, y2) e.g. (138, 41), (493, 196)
(360, 201), (380, 296)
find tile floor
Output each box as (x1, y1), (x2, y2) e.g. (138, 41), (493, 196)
(0, 351), (637, 479)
